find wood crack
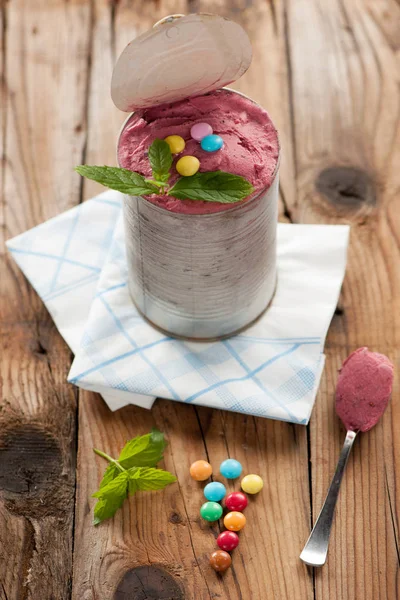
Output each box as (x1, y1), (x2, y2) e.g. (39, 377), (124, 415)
(110, 0), (117, 63)
(282, 0), (298, 185)
(268, 0), (278, 36)
(78, 0), (95, 206)
(306, 423), (316, 599)
(1, 0), (7, 207)
(280, 187), (294, 223)
(385, 468), (400, 566)
(0, 580), (9, 600)
(19, 517), (36, 600)
(168, 426), (213, 599)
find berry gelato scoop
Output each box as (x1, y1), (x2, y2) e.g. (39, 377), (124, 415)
(336, 347), (394, 432)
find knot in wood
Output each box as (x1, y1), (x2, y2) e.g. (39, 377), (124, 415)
(0, 425), (63, 517)
(315, 167), (375, 209)
(114, 566), (184, 600)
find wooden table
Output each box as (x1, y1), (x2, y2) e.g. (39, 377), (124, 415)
(1, 1), (399, 598)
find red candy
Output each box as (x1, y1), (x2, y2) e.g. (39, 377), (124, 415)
(225, 491), (248, 512)
(217, 531), (239, 552)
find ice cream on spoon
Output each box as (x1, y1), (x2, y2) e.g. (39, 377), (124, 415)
(336, 347), (393, 432)
(300, 347), (394, 567)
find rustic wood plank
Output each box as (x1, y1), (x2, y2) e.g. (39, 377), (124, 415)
(72, 2), (218, 599)
(72, 5), (222, 598)
(0, 0), (91, 598)
(80, 0), (124, 199)
(285, 0), (400, 596)
(71, 1), (313, 598)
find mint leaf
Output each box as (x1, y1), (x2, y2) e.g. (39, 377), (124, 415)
(92, 470), (129, 499)
(93, 494), (126, 525)
(92, 471), (129, 525)
(150, 428), (166, 450)
(119, 428), (166, 469)
(98, 463), (119, 489)
(148, 139), (172, 182)
(75, 165), (159, 196)
(92, 430), (175, 525)
(168, 171), (254, 203)
(127, 467), (177, 492)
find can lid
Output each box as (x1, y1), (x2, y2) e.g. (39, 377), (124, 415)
(111, 13), (252, 112)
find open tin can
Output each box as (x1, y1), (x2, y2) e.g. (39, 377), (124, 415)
(112, 14), (280, 340)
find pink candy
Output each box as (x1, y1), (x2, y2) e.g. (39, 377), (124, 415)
(190, 122), (213, 141)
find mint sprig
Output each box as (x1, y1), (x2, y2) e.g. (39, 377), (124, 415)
(92, 428), (176, 525)
(76, 139), (255, 204)
(168, 171), (254, 203)
(75, 165), (159, 196)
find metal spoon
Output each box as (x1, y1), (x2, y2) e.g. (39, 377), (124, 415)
(300, 347), (394, 567)
(300, 429), (357, 566)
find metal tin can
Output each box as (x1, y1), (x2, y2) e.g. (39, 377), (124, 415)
(119, 90), (280, 340)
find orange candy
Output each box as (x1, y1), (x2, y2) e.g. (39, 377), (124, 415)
(189, 460), (213, 481)
(223, 511), (246, 532)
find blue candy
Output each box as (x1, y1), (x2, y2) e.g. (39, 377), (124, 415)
(200, 134), (224, 153)
(204, 481), (226, 502)
(220, 459), (243, 479)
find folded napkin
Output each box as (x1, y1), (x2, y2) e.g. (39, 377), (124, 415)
(7, 191), (349, 424)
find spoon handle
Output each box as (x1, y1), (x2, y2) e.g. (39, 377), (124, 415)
(300, 429), (357, 567)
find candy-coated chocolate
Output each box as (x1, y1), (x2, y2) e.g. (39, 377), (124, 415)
(225, 491), (248, 512)
(191, 122), (213, 141)
(176, 155), (200, 176)
(217, 531), (239, 552)
(220, 459), (242, 479)
(200, 134), (224, 153)
(200, 501), (223, 522)
(210, 550), (231, 572)
(190, 460), (212, 481)
(204, 481), (226, 502)
(224, 511), (246, 531)
(164, 135), (185, 154)
(241, 474), (263, 494)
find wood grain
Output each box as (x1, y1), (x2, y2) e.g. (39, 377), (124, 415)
(285, 0), (400, 597)
(0, 0), (90, 597)
(1, 0), (399, 598)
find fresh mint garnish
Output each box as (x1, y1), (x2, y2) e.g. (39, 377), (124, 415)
(168, 171), (254, 203)
(92, 471), (130, 525)
(118, 428), (166, 468)
(75, 165), (159, 196)
(76, 139), (254, 204)
(148, 138), (172, 184)
(92, 428), (176, 525)
(127, 467), (177, 493)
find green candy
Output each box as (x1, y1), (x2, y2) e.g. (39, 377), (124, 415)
(200, 501), (223, 522)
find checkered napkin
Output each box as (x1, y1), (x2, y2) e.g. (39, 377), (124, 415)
(7, 191), (349, 424)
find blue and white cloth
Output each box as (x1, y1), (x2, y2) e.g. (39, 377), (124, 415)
(7, 191), (349, 424)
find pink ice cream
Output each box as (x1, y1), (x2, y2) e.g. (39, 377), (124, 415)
(117, 89), (279, 215)
(336, 347), (394, 432)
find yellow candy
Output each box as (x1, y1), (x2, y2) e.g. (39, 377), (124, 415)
(241, 474), (264, 494)
(164, 135), (185, 154)
(176, 155), (200, 177)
